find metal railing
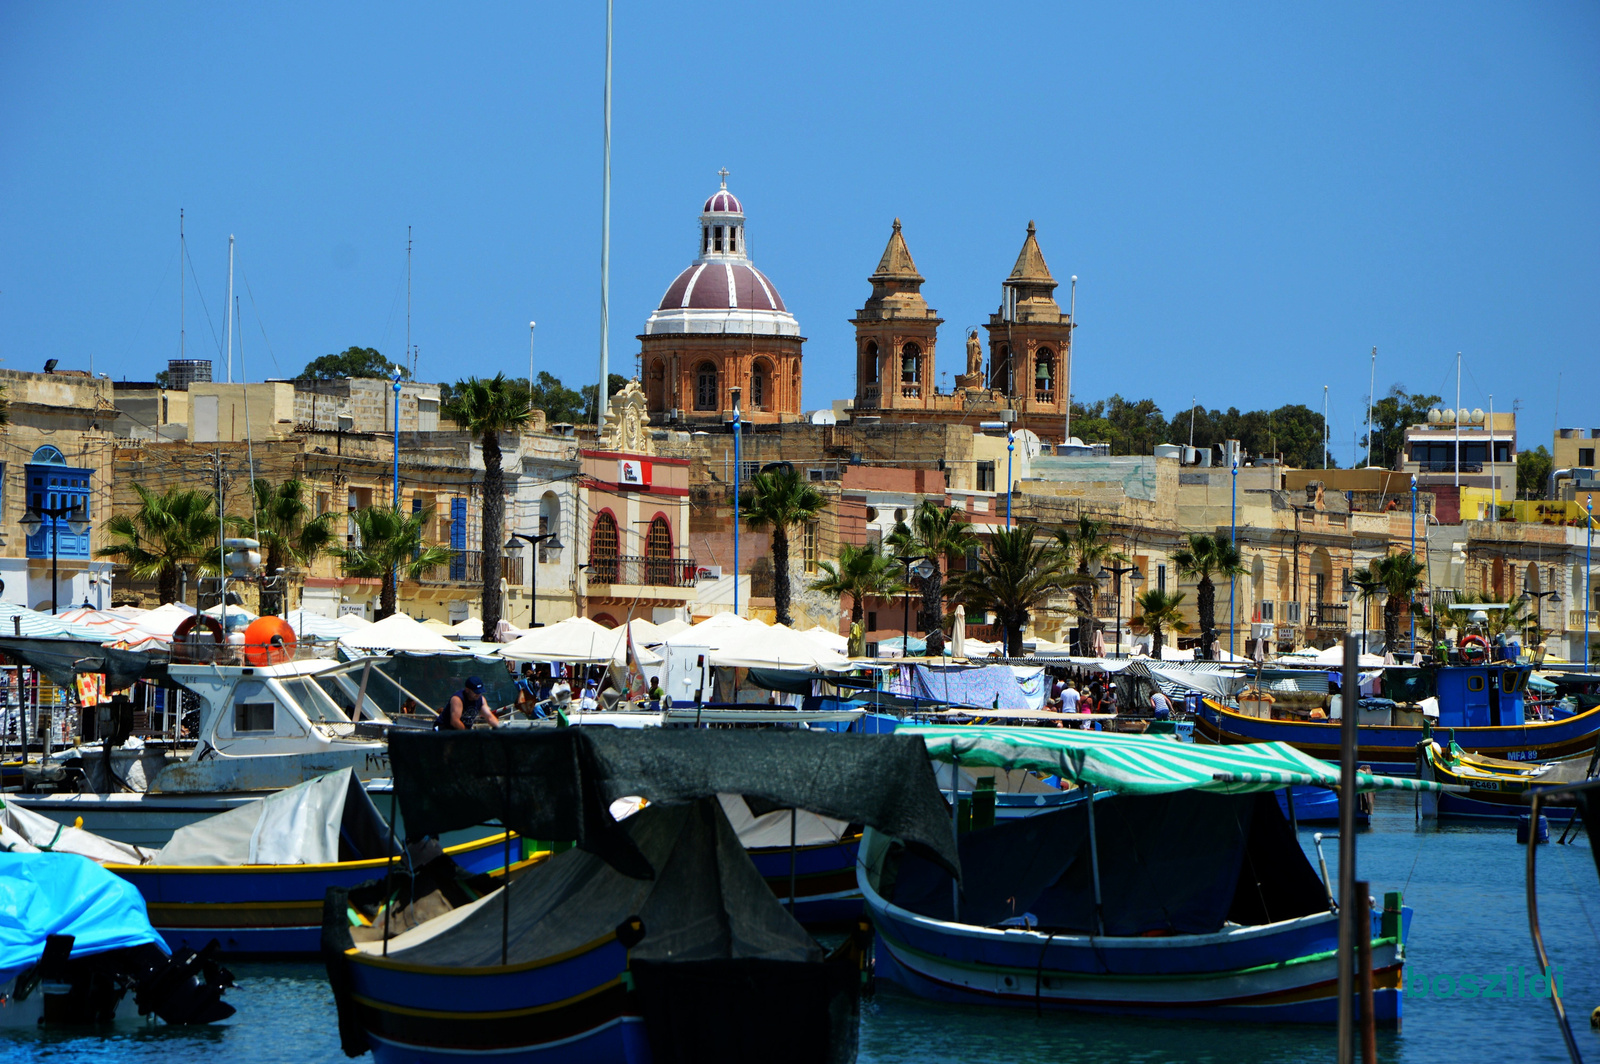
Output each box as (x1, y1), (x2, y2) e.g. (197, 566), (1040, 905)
(416, 550), (523, 586)
(1414, 461), (1484, 474)
(1310, 603), (1349, 627)
(586, 554), (698, 588)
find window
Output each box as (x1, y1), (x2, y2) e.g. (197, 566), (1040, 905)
(1157, 564), (1167, 593)
(976, 461), (996, 492)
(645, 516), (674, 586)
(24, 446), (90, 561)
(694, 362), (718, 410)
(1581, 448), (1596, 468)
(867, 611), (878, 632)
(901, 343), (922, 398)
(992, 345), (1012, 392)
(590, 512), (620, 583)
(234, 701), (276, 732)
(802, 520), (819, 574)
(863, 341), (879, 385)
(1034, 349), (1054, 401)
(1259, 600), (1274, 621)
(713, 225), (724, 252)
(1467, 675), (1485, 693)
(741, 461), (761, 481)
(751, 360), (769, 409)
(964, 546), (980, 572)
(807, 468), (826, 482)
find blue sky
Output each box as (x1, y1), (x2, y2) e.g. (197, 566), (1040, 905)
(2, 3), (1596, 461)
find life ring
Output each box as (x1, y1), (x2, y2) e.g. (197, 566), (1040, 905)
(172, 614), (226, 663)
(1458, 634), (1490, 665)
(241, 616), (297, 667)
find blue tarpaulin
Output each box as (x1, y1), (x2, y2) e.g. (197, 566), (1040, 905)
(0, 852), (168, 982)
(888, 664), (1047, 710)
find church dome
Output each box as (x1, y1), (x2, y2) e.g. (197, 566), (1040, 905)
(644, 173), (800, 338)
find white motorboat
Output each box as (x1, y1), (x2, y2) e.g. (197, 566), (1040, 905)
(9, 656), (409, 845)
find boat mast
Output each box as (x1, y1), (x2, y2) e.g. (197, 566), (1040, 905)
(406, 225), (413, 377)
(225, 235), (234, 383)
(179, 209), (185, 364)
(1454, 352), (1461, 490)
(596, 0), (612, 424)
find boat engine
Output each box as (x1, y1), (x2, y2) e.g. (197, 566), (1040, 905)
(12, 934), (235, 1026)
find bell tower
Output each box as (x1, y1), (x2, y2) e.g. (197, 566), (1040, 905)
(851, 219), (942, 411)
(984, 221), (1071, 416)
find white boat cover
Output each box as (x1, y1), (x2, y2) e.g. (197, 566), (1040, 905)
(496, 616), (662, 666)
(717, 794), (848, 848)
(0, 798), (154, 864)
(154, 769), (351, 866)
(339, 613), (461, 654)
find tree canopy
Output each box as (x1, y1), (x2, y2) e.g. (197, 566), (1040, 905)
(1068, 394), (1334, 468)
(302, 346), (408, 381)
(1360, 385), (1441, 469)
(1517, 445), (1553, 500)
(441, 371), (627, 425)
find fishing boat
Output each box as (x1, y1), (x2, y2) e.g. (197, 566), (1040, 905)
(9, 656), (406, 844)
(861, 726), (1450, 1023)
(0, 850), (234, 1027)
(1194, 661), (1600, 775)
(323, 727), (957, 1063)
(1276, 785), (1370, 826)
(1416, 738), (1598, 820)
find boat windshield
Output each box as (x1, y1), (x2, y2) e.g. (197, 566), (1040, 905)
(309, 664), (396, 723)
(278, 676), (353, 724)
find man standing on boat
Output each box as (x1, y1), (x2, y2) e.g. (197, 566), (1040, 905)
(436, 677), (501, 730)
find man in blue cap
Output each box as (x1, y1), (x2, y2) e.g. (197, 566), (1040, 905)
(435, 676), (501, 730)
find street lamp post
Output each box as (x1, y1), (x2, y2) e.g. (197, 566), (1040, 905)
(1005, 432), (1015, 530)
(731, 387), (742, 617)
(1229, 448), (1239, 659)
(18, 502), (91, 614)
(895, 554), (936, 657)
(507, 532), (564, 629)
(1096, 561), (1143, 658)
(1409, 474), (1418, 649)
(1518, 586), (1561, 654)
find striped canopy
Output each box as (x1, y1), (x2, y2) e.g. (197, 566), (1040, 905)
(902, 725), (1458, 795)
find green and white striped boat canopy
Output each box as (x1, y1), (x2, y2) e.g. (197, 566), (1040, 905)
(902, 725), (1458, 795)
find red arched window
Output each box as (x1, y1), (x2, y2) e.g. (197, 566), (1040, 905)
(590, 511), (620, 583)
(646, 515), (674, 585)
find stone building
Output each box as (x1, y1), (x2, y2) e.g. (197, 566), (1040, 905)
(640, 174), (805, 426)
(0, 368), (119, 610)
(851, 220), (1073, 441)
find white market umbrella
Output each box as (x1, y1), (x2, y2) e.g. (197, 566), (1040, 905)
(338, 613), (462, 654)
(497, 616), (661, 667)
(952, 605), (966, 659)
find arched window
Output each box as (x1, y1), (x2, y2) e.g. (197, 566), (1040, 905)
(1034, 348), (1054, 402)
(646, 515), (674, 585)
(751, 360), (770, 410)
(713, 226), (724, 253)
(694, 361), (718, 410)
(901, 342), (921, 398)
(590, 511), (620, 583)
(592, 612), (620, 629)
(647, 359), (667, 410)
(863, 341), (879, 385)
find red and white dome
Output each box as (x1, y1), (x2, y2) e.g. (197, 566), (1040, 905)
(644, 173), (799, 338)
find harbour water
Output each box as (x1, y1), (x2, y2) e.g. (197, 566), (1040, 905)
(6, 793), (1597, 1063)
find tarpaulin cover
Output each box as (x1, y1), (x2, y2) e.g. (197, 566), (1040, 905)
(888, 664), (1047, 710)
(0, 636), (164, 691)
(0, 851), (169, 983)
(905, 725), (1461, 795)
(887, 791), (1329, 935)
(385, 728), (958, 881)
(155, 768), (395, 866)
(0, 798), (154, 864)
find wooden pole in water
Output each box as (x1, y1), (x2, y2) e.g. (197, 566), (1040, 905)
(1355, 880), (1377, 1062)
(787, 808), (799, 910)
(1337, 632), (1358, 1064)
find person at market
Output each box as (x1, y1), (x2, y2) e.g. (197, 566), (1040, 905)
(1150, 688), (1173, 721)
(1060, 681), (1081, 715)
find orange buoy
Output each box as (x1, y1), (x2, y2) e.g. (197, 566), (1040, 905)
(242, 616), (297, 666)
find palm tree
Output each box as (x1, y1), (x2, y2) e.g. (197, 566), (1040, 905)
(1053, 514), (1125, 654)
(229, 478), (335, 616)
(740, 466), (825, 626)
(1172, 533), (1246, 660)
(97, 485), (217, 605)
(1350, 552), (1427, 653)
(893, 501), (978, 633)
(443, 374), (536, 638)
(948, 526), (1072, 657)
(331, 506), (453, 620)
(1419, 591), (1526, 652)
(810, 542), (904, 636)
(1132, 588), (1190, 660)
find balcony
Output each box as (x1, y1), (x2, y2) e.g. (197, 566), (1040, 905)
(1413, 461), (1484, 474)
(900, 383), (921, 400)
(586, 553), (698, 589)
(859, 385), (880, 410)
(1035, 387), (1055, 404)
(1309, 603), (1349, 628)
(415, 550), (523, 586)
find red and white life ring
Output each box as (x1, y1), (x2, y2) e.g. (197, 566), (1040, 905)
(1458, 634), (1490, 665)
(172, 613), (226, 663)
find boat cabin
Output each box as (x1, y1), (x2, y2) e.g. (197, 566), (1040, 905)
(1433, 664), (1530, 728)
(169, 658), (395, 761)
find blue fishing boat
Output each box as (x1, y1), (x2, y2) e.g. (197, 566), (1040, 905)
(862, 727), (1448, 1024)
(1276, 786), (1370, 826)
(1194, 662), (1600, 774)
(323, 727), (959, 1063)
(1417, 738), (1595, 820)
(104, 769), (527, 956)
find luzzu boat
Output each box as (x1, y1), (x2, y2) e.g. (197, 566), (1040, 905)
(1416, 738), (1598, 820)
(324, 727), (958, 1063)
(1194, 661), (1600, 775)
(861, 726), (1451, 1023)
